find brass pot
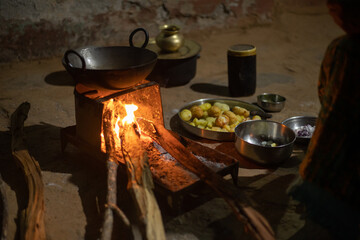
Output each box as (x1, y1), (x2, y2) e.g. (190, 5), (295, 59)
(155, 25), (184, 52)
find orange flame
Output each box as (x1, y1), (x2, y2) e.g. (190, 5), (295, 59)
(100, 102), (139, 153)
(112, 104), (139, 139)
(114, 116), (121, 139)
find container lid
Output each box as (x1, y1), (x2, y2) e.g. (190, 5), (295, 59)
(147, 39), (201, 60)
(228, 44), (256, 57)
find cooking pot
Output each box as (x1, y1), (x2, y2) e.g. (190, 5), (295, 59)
(62, 28), (158, 89)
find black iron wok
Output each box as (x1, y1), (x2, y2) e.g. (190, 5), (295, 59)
(62, 28), (158, 89)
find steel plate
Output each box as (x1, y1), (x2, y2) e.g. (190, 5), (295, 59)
(178, 98), (266, 141)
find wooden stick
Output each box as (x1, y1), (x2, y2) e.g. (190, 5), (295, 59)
(138, 118), (275, 240)
(10, 102), (46, 240)
(120, 122), (166, 240)
(101, 111), (130, 240)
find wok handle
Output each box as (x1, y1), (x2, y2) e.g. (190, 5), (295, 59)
(63, 49), (86, 71)
(129, 28), (149, 48)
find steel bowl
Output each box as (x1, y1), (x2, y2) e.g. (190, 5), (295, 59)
(234, 120), (296, 165)
(282, 116), (317, 144)
(178, 98), (266, 141)
(257, 93), (286, 112)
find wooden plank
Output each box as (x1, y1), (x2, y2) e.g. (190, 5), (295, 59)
(10, 102), (46, 240)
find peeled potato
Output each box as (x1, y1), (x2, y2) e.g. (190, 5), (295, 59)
(214, 102), (230, 111)
(199, 102), (212, 111)
(215, 115), (229, 127)
(180, 109), (192, 121)
(208, 105), (222, 117)
(252, 115), (261, 120)
(223, 110), (238, 124)
(232, 106), (249, 117)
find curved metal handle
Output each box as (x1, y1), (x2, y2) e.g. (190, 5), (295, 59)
(129, 28), (149, 48)
(63, 49), (86, 71)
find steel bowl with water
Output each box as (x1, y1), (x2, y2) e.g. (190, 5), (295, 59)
(234, 120), (296, 165)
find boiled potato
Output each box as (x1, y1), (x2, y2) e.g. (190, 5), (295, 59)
(223, 110), (237, 124)
(232, 106), (250, 117)
(208, 105), (222, 117)
(215, 115), (229, 127)
(193, 118), (207, 127)
(214, 102), (230, 111)
(190, 105), (204, 119)
(180, 109), (192, 121)
(252, 115), (261, 120)
(205, 117), (216, 128)
(199, 102), (212, 111)
(223, 124), (231, 132)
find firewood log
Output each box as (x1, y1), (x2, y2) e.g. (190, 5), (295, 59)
(10, 102), (46, 240)
(101, 102), (165, 240)
(101, 110), (130, 240)
(120, 122), (166, 240)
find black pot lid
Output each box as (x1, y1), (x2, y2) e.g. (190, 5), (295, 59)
(147, 39), (201, 60)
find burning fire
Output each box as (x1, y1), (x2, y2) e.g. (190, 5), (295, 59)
(101, 101), (140, 153)
(113, 104), (138, 139)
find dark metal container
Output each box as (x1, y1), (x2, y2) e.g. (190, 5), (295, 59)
(146, 39), (201, 87)
(227, 44), (256, 97)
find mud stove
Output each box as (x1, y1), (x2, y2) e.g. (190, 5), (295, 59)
(61, 80), (239, 214)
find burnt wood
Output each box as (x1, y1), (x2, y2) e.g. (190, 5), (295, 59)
(10, 102), (46, 240)
(119, 122), (166, 240)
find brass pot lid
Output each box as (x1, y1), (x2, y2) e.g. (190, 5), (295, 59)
(147, 39), (201, 60)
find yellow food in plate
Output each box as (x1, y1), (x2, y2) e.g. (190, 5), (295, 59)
(180, 101), (261, 133)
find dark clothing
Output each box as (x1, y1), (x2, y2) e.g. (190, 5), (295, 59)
(289, 34), (360, 239)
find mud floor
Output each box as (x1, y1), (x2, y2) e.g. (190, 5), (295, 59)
(0, 5), (343, 240)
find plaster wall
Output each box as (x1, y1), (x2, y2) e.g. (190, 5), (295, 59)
(0, 0), (326, 62)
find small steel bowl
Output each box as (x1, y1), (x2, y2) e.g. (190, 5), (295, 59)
(282, 116), (317, 144)
(257, 93), (286, 112)
(234, 120), (296, 165)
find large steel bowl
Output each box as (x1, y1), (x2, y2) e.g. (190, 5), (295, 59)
(234, 120), (296, 165)
(178, 98), (267, 141)
(62, 28), (158, 90)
